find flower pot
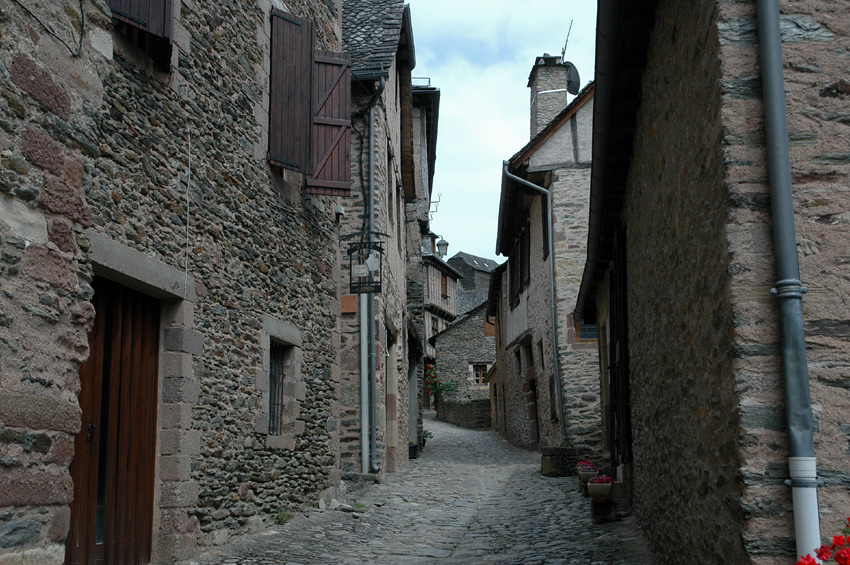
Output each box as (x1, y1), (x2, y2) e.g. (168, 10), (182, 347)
(409, 444), (419, 459)
(587, 482), (613, 498)
(578, 470), (598, 483)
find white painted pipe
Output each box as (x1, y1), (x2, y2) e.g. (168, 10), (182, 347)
(789, 457), (822, 562)
(360, 293), (369, 474)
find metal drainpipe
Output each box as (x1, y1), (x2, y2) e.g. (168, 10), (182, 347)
(756, 1), (820, 559)
(367, 77), (385, 474)
(503, 162), (568, 449)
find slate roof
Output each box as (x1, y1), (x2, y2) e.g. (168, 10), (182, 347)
(458, 289), (490, 316)
(423, 252), (464, 279)
(342, 0), (407, 78)
(448, 251), (500, 273)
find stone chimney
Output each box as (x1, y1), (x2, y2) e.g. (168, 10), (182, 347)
(528, 54), (578, 138)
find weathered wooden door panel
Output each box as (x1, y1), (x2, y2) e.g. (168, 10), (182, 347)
(67, 279), (160, 565)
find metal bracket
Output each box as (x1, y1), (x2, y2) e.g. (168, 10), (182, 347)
(784, 478), (824, 488)
(771, 279), (808, 299)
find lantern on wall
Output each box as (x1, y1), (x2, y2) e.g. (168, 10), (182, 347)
(346, 233), (386, 294)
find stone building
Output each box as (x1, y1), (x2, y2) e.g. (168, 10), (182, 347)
(0, 0), (349, 562)
(574, 1), (850, 563)
(487, 58), (601, 457)
(430, 301), (495, 429)
(337, 0), (422, 477)
(447, 251), (499, 315)
(405, 81), (441, 442)
(419, 238), (461, 410)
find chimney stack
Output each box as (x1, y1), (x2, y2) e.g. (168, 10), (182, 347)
(528, 54), (580, 138)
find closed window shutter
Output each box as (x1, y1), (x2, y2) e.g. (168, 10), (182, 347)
(269, 11), (313, 172)
(306, 50), (352, 195)
(109, 0), (172, 40)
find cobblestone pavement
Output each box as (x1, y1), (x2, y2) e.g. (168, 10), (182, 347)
(181, 413), (655, 564)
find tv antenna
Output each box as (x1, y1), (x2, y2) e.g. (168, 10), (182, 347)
(561, 20), (573, 60)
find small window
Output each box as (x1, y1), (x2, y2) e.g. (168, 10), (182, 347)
(575, 320), (599, 343)
(472, 364), (488, 385)
(441, 273), (448, 297)
(268, 340), (293, 435)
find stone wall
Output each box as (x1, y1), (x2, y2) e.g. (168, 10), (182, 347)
(621, 2), (744, 563)
(437, 398), (491, 430)
(433, 305), (494, 401)
(716, 0), (850, 560)
(548, 102), (603, 463)
(617, 0), (850, 561)
(0, 0), (344, 561)
(337, 55), (410, 477)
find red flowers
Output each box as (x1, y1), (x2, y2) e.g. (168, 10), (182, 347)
(797, 517), (850, 565)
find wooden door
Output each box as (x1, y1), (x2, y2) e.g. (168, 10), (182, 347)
(67, 279), (160, 565)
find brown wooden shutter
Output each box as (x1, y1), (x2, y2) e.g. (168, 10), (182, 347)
(108, 0), (172, 40)
(305, 50), (352, 195)
(269, 11), (313, 172)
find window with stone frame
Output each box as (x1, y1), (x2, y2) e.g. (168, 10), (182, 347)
(268, 339), (294, 435)
(472, 363), (488, 386)
(108, 0), (173, 69)
(258, 316), (304, 450)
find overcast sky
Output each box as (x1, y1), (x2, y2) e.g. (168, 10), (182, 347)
(405, 0), (597, 262)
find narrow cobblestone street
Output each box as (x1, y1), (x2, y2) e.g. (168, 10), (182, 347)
(182, 414), (654, 564)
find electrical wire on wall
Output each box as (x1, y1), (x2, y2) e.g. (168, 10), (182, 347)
(179, 84), (197, 300)
(12, 0), (85, 57)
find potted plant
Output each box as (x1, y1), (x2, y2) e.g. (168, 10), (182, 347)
(797, 516), (850, 565)
(576, 460), (598, 483)
(587, 474), (615, 499)
(408, 442), (419, 459)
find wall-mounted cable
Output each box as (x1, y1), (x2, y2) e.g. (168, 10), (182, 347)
(12, 0), (85, 57)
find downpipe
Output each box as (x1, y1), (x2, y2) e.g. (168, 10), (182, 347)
(367, 77), (385, 475)
(756, 1), (821, 559)
(503, 163), (568, 449)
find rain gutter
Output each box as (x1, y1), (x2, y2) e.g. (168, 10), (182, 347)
(756, 0), (820, 559)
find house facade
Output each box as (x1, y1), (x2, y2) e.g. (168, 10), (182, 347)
(576, 1), (850, 563)
(337, 0), (434, 476)
(430, 302), (495, 428)
(405, 81), (441, 443)
(0, 0), (349, 562)
(487, 57), (601, 457)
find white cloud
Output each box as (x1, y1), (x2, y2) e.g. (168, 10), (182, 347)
(407, 0), (597, 261)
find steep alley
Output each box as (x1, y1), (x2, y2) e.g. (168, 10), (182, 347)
(181, 414), (653, 564)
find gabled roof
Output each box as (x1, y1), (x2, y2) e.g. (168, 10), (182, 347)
(495, 83), (595, 256)
(486, 262), (508, 317)
(510, 82), (594, 168)
(448, 251), (500, 274)
(429, 300), (489, 345)
(574, 1), (659, 323)
(342, 0), (414, 78)
(458, 288), (490, 316)
(423, 252), (464, 279)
